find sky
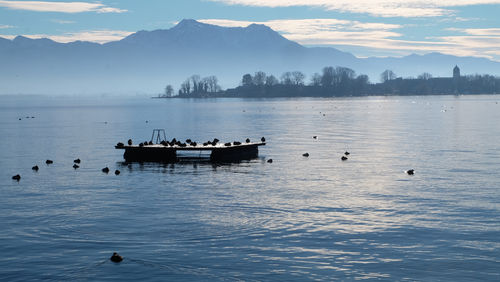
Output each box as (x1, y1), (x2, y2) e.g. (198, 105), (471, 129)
(0, 0), (499, 61)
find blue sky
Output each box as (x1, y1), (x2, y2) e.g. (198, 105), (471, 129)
(1, 0), (499, 61)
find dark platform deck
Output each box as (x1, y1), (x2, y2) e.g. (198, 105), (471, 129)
(115, 142), (266, 162)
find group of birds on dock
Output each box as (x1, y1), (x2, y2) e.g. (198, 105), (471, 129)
(117, 137), (266, 149)
(11, 158), (120, 182)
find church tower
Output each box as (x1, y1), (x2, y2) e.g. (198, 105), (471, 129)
(453, 65), (460, 79)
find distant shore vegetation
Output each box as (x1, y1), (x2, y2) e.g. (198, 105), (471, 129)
(158, 66), (500, 98)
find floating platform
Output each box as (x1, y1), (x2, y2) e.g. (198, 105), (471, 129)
(115, 130), (265, 162)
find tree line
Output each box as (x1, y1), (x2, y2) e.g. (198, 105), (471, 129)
(159, 66), (500, 98)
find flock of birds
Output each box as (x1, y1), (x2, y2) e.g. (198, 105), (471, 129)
(11, 158), (120, 182)
(117, 137), (266, 148)
(11, 135), (415, 181)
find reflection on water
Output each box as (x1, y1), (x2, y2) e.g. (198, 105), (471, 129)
(1, 95), (500, 281)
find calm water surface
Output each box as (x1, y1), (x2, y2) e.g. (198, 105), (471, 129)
(0, 95), (499, 281)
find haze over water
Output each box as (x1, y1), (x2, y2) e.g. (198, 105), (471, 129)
(1, 95), (499, 281)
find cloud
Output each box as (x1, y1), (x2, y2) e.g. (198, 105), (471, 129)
(0, 30), (133, 43)
(0, 24), (14, 28)
(209, 0), (500, 17)
(0, 1), (126, 13)
(199, 18), (500, 61)
(50, 19), (76, 24)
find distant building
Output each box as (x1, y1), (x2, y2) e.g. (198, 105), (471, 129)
(453, 65), (461, 79)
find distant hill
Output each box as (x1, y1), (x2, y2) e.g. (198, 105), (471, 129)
(1, 19), (499, 95)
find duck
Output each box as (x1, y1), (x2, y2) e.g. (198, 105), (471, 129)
(313, 136), (317, 139)
(127, 139), (132, 146)
(267, 159), (273, 163)
(32, 165), (39, 171)
(344, 151), (350, 156)
(12, 174), (21, 181)
(261, 137), (266, 142)
(74, 158), (81, 164)
(302, 153), (309, 157)
(73, 164), (79, 169)
(233, 141), (241, 145)
(341, 156), (348, 161)
(102, 167), (110, 173)
(110, 252), (123, 263)
(406, 169), (415, 175)
(246, 138), (251, 143)
(115, 170), (120, 175)
(46, 159), (53, 164)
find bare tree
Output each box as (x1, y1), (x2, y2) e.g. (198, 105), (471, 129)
(242, 74), (253, 86)
(265, 75), (279, 86)
(291, 71), (305, 85)
(164, 85), (174, 97)
(418, 72), (433, 80)
(310, 73), (322, 86)
(321, 66), (335, 87)
(253, 71), (267, 86)
(380, 70), (397, 83)
(281, 72), (293, 85)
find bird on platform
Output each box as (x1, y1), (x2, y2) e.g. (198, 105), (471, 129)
(110, 252), (123, 263)
(128, 139), (132, 146)
(261, 137), (266, 142)
(246, 138), (250, 143)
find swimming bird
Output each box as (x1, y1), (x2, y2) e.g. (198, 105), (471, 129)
(110, 252), (123, 263)
(32, 165), (39, 171)
(74, 158), (81, 164)
(102, 167), (110, 173)
(261, 137), (266, 142)
(73, 164), (79, 169)
(406, 169), (415, 175)
(341, 156), (348, 161)
(303, 153), (309, 157)
(46, 160), (53, 165)
(115, 170), (120, 175)
(267, 159), (273, 163)
(344, 151), (350, 156)
(12, 174), (21, 181)
(313, 136), (317, 139)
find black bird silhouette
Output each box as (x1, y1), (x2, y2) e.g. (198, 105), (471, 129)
(73, 164), (79, 169)
(267, 159), (273, 163)
(46, 160), (53, 164)
(261, 137), (266, 142)
(344, 151), (350, 156)
(341, 156), (348, 161)
(313, 136), (317, 139)
(110, 252), (123, 263)
(74, 158), (81, 164)
(12, 174), (21, 181)
(115, 170), (120, 175)
(406, 169), (415, 175)
(303, 153), (309, 157)
(32, 165), (39, 171)
(127, 139), (132, 146)
(246, 138), (251, 143)
(102, 167), (110, 173)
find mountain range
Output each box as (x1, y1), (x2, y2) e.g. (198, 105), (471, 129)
(1, 19), (499, 95)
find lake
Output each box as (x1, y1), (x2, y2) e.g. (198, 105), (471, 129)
(1, 94), (499, 281)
